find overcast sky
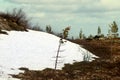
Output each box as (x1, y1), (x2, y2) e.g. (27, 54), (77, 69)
(0, 0), (120, 38)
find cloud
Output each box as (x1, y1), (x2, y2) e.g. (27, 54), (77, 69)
(8, 0), (120, 11)
(8, 0), (101, 5)
(6, 0), (120, 14)
(8, 0), (81, 4)
(101, 0), (120, 9)
(6, 0), (120, 21)
(4, 0), (120, 37)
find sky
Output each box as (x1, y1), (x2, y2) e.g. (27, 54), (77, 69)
(0, 0), (120, 38)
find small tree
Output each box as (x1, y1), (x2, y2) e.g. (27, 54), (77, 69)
(46, 25), (52, 33)
(63, 27), (70, 39)
(97, 26), (101, 36)
(71, 36), (74, 40)
(111, 21), (118, 33)
(79, 29), (83, 39)
(54, 27), (70, 70)
(109, 21), (119, 38)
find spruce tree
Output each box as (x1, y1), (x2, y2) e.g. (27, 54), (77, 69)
(79, 29), (83, 39)
(97, 26), (101, 36)
(111, 21), (118, 33)
(46, 25), (52, 33)
(110, 21), (119, 38)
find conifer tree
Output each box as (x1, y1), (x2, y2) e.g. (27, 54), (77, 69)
(109, 21), (119, 38)
(111, 21), (118, 33)
(97, 26), (101, 36)
(79, 29), (83, 39)
(46, 25), (52, 33)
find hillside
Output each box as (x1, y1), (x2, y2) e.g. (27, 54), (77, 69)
(0, 30), (96, 69)
(0, 28), (96, 80)
(12, 39), (120, 80)
(1, 10), (120, 80)
(10, 39), (119, 80)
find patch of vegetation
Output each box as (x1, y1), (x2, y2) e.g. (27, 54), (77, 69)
(0, 8), (30, 32)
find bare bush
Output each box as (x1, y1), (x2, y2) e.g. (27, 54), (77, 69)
(0, 8), (30, 31)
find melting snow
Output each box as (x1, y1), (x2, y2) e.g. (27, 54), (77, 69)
(0, 30), (97, 79)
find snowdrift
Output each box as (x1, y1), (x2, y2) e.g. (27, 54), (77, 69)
(0, 30), (96, 79)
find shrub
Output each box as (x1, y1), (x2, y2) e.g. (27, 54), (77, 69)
(0, 8), (30, 31)
(46, 25), (53, 33)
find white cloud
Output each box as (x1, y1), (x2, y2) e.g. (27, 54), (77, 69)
(101, 0), (120, 9)
(9, 0), (101, 4)
(7, 0), (120, 12)
(29, 13), (46, 18)
(7, 0), (105, 14)
(7, 0), (120, 21)
(9, 0), (81, 4)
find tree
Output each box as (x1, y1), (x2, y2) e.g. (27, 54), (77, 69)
(109, 21), (119, 38)
(46, 25), (52, 33)
(111, 21), (118, 33)
(63, 27), (70, 39)
(71, 36), (74, 40)
(79, 29), (83, 39)
(54, 27), (70, 70)
(97, 26), (101, 36)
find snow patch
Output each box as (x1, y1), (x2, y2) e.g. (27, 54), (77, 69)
(0, 30), (97, 79)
